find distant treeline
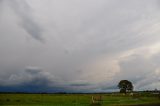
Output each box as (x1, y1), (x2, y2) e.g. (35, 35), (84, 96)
(0, 90), (159, 94)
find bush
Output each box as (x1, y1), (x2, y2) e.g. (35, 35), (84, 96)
(6, 99), (10, 102)
(16, 100), (20, 102)
(90, 103), (101, 106)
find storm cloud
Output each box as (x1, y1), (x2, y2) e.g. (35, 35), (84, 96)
(0, 0), (160, 92)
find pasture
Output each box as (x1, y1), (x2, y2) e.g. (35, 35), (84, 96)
(0, 93), (160, 106)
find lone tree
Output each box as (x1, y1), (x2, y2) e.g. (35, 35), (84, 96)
(118, 80), (133, 94)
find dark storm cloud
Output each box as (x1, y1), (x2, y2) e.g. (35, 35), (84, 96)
(0, 66), (54, 86)
(0, 66), (68, 92)
(7, 0), (44, 42)
(24, 67), (52, 86)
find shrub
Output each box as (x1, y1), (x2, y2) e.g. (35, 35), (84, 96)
(6, 99), (10, 102)
(90, 103), (101, 106)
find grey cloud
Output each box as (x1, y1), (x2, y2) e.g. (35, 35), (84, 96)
(135, 72), (160, 90)
(24, 67), (52, 86)
(101, 85), (118, 91)
(0, 66), (79, 92)
(1, 0), (160, 92)
(119, 55), (155, 79)
(7, 0), (44, 42)
(25, 66), (42, 74)
(70, 83), (91, 87)
(55, 0), (160, 58)
(0, 0), (4, 9)
(0, 66), (54, 86)
(0, 0), (3, 3)
(116, 46), (160, 90)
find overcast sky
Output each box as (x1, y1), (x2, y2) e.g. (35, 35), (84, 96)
(0, 0), (160, 92)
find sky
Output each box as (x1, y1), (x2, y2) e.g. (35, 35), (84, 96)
(0, 0), (160, 93)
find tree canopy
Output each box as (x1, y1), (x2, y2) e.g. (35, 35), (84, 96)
(118, 80), (133, 94)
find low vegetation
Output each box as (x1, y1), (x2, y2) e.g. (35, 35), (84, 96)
(0, 92), (160, 106)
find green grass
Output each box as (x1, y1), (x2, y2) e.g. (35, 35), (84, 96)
(0, 93), (160, 106)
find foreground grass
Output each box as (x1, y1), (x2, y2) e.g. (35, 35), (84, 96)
(0, 93), (160, 106)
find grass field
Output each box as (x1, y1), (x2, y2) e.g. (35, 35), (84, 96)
(0, 93), (160, 106)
